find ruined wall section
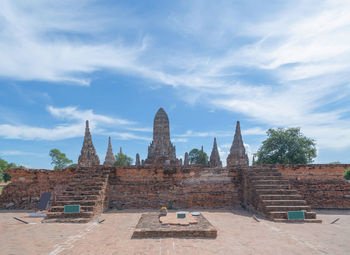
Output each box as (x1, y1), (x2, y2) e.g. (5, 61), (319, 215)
(0, 167), (75, 209)
(275, 164), (350, 208)
(106, 166), (241, 209)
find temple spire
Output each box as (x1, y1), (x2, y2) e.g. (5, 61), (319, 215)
(144, 108), (179, 165)
(184, 152), (189, 166)
(226, 121), (249, 167)
(135, 153), (141, 166)
(210, 137), (222, 167)
(103, 137), (116, 166)
(78, 120), (100, 167)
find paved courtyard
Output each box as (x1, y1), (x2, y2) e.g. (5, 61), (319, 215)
(0, 208), (349, 255)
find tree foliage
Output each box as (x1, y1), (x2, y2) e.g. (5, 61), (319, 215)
(49, 149), (73, 170)
(0, 157), (22, 182)
(114, 152), (133, 166)
(188, 148), (209, 165)
(255, 127), (317, 165)
(344, 169), (350, 180)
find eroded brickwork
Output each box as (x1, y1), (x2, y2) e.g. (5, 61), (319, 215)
(106, 166), (240, 209)
(276, 164), (350, 208)
(0, 168), (75, 209)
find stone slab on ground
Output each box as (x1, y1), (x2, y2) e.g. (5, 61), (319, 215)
(160, 212), (198, 225)
(133, 212), (217, 238)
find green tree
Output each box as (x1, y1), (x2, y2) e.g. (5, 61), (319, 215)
(344, 169), (350, 180)
(114, 151), (133, 166)
(49, 149), (73, 170)
(255, 127), (317, 165)
(188, 148), (209, 165)
(0, 157), (22, 182)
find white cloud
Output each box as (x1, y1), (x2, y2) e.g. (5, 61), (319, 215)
(0, 105), (151, 141)
(0, 150), (45, 157)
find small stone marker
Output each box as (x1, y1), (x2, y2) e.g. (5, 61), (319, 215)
(64, 204), (80, 213)
(37, 192), (51, 211)
(287, 211), (305, 220)
(177, 211), (186, 219)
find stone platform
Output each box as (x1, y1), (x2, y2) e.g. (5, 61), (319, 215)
(132, 212), (217, 238)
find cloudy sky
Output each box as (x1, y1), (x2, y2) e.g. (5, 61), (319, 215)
(1, 0), (350, 169)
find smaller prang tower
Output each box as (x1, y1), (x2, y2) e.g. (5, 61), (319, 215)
(103, 137), (116, 166)
(144, 108), (179, 165)
(226, 121), (249, 167)
(78, 120), (100, 167)
(210, 137), (222, 167)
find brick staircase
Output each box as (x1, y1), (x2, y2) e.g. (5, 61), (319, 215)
(44, 167), (110, 223)
(242, 167), (321, 223)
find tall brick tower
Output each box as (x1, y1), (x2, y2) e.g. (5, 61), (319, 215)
(144, 108), (179, 165)
(78, 120), (100, 167)
(226, 121), (249, 167)
(103, 136), (115, 166)
(210, 137), (222, 167)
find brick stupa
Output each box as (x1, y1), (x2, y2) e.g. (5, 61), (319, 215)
(135, 153), (141, 166)
(210, 137), (222, 167)
(144, 108), (179, 165)
(103, 137), (116, 166)
(226, 121), (249, 167)
(78, 120), (100, 167)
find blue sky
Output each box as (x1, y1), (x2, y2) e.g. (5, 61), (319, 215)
(1, 0), (350, 169)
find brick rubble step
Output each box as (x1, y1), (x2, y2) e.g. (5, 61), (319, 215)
(262, 200), (307, 206)
(53, 200), (97, 206)
(49, 205), (95, 212)
(256, 189), (299, 195)
(268, 211), (316, 219)
(252, 180), (290, 185)
(250, 176), (284, 181)
(259, 194), (303, 200)
(56, 195), (99, 201)
(46, 211), (94, 219)
(254, 184), (291, 189)
(264, 205), (311, 212)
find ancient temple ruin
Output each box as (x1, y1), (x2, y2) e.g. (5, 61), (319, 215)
(103, 137), (116, 166)
(144, 108), (179, 165)
(210, 138), (222, 167)
(78, 120), (100, 167)
(226, 121), (249, 167)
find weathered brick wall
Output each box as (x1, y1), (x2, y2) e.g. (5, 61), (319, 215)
(275, 164), (350, 208)
(106, 165), (241, 209)
(0, 167), (75, 209)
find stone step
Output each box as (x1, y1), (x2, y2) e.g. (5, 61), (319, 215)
(262, 200), (307, 206)
(56, 195), (99, 201)
(71, 178), (106, 183)
(252, 180), (290, 185)
(254, 184), (291, 189)
(256, 189), (299, 195)
(259, 194), (303, 200)
(250, 176), (284, 181)
(264, 205), (311, 212)
(273, 219), (322, 223)
(43, 218), (92, 223)
(268, 211), (316, 219)
(62, 190), (101, 196)
(248, 172), (282, 177)
(46, 211), (94, 219)
(65, 186), (104, 192)
(49, 205), (95, 212)
(53, 200), (97, 206)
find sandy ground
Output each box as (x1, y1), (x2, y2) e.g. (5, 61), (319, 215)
(0, 208), (349, 255)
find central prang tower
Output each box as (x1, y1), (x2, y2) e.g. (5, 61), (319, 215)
(144, 108), (179, 165)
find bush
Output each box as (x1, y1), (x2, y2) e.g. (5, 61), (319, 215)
(344, 169), (350, 180)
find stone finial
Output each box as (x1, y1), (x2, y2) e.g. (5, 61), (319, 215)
(119, 147), (123, 154)
(135, 153), (141, 166)
(144, 108), (179, 165)
(226, 121), (249, 167)
(103, 137), (116, 166)
(184, 152), (189, 166)
(210, 137), (222, 168)
(201, 145), (204, 152)
(78, 120), (100, 167)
